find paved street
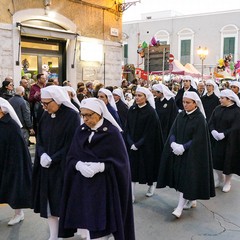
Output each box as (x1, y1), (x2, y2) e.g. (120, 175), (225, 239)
(1, 143), (240, 239)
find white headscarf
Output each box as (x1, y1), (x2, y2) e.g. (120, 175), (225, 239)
(0, 97), (22, 127)
(182, 75), (197, 89)
(63, 86), (81, 108)
(81, 98), (122, 132)
(136, 86), (155, 109)
(183, 91), (206, 118)
(152, 83), (175, 100)
(230, 81), (240, 93)
(112, 88), (127, 104)
(205, 79), (220, 97)
(220, 89), (240, 107)
(41, 86), (79, 113)
(98, 88), (118, 111)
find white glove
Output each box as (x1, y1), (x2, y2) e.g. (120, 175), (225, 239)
(85, 162), (105, 175)
(170, 142), (178, 151)
(173, 144), (185, 156)
(217, 132), (225, 141)
(40, 153), (52, 168)
(75, 161), (94, 178)
(131, 144), (138, 151)
(211, 130), (219, 141)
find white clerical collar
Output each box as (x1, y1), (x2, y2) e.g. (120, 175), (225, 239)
(207, 92), (214, 96)
(91, 118), (104, 130)
(186, 107), (197, 115)
(138, 103), (147, 108)
(226, 103), (234, 107)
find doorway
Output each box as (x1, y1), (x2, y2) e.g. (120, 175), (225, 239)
(21, 36), (66, 84)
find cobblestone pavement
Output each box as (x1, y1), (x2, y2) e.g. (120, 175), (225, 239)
(1, 142), (240, 240)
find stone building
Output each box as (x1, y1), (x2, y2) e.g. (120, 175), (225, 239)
(0, 0), (124, 88)
(123, 10), (240, 78)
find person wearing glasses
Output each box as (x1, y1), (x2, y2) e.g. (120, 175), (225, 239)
(32, 86), (80, 240)
(58, 98), (135, 240)
(0, 97), (32, 226)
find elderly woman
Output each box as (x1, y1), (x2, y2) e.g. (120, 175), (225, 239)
(0, 97), (32, 226)
(98, 88), (121, 127)
(32, 86), (80, 240)
(58, 98), (135, 240)
(209, 89), (240, 193)
(125, 87), (163, 201)
(152, 83), (178, 143)
(157, 91), (215, 218)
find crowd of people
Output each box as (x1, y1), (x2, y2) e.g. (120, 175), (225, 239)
(1, 73), (240, 239)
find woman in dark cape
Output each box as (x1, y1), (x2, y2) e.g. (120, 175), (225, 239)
(157, 91), (215, 218)
(125, 87), (163, 201)
(152, 83), (178, 143)
(0, 97), (32, 225)
(208, 89), (240, 193)
(59, 98), (135, 240)
(31, 86), (80, 240)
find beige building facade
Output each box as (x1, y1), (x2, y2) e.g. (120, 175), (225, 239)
(0, 0), (124, 88)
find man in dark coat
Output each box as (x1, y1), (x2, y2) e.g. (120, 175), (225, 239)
(201, 79), (220, 122)
(126, 87), (163, 201)
(9, 86), (34, 144)
(175, 75), (198, 110)
(32, 86), (80, 240)
(59, 98), (135, 240)
(157, 92), (215, 218)
(0, 97), (32, 226)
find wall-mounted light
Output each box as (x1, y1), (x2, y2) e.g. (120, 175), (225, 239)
(44, 0), (52, 7)
(117, 0), (141, 12)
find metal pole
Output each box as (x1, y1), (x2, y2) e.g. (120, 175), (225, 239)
(147, 46), (149, 87)
(201, 58), (204, 81)
(162, 48), (165, 84)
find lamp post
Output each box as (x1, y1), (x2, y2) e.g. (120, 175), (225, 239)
(197, 46), (208, 81)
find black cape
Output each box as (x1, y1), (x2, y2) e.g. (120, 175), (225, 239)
(32, 105), (80, 218)
(58, 119), (135, 240)
(0, 114), (32, 208)
(126, 103), (163, 185)
(175, 86), (198, 110)
(208, 104), (240, 175)
(157, 108), (215, 200)
(201, 93), (220, 122)
(155, 97), (178, 143)
(116, 99), (129, 131)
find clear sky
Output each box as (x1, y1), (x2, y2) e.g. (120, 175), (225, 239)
(122, 0), (240, 22)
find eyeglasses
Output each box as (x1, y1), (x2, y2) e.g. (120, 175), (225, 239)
(41, 100), (54, 107)
(206, 85), (213, 87)
(80, 112), (96, 119)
